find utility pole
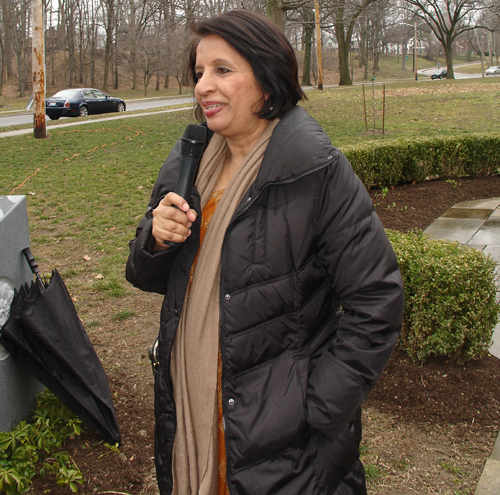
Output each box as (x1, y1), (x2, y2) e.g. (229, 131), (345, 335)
(314, 0), (323, 90)
(32, 0), (47, 139)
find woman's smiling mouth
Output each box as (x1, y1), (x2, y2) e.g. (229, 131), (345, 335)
(203, 102), (225, 116)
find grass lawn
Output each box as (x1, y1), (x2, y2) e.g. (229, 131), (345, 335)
(1, 77), (499, 307)
(302, 77), (500, 146)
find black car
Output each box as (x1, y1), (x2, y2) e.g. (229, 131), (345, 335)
(45, 88), (126, 120)
(431, 69), (447, 80)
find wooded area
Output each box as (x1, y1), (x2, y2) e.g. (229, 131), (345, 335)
(1, 0), (499, 97)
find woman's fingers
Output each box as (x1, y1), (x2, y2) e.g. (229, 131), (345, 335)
(152, 193), (197, 247)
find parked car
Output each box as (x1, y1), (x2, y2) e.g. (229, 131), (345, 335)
(431, 68), (447, 80)
(485, 66), (500, 76)
(45, 88), (126, 120)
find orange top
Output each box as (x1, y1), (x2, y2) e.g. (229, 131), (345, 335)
(188, 189), (230, 495)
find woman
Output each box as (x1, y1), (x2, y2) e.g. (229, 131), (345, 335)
(126, 10), (404, 495)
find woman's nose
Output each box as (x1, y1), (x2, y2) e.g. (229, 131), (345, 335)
(196, 72), (215, 96)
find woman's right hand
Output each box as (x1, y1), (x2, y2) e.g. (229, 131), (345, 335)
(151, 192), (198, 250)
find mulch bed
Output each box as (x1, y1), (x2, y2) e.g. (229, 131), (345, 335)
(366, 175), (500, 428)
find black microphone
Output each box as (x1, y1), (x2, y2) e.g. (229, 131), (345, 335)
(165, 124), (207, 246)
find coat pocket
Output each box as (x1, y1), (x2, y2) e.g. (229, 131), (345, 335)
(225, 352), (309, 471)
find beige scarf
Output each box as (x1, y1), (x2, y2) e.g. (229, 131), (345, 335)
(170, 119), (279, 495)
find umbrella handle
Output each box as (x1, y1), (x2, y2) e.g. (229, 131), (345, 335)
(22, 247), (47, 288)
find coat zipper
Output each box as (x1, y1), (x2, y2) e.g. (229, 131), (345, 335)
(219, 158), (334, 494)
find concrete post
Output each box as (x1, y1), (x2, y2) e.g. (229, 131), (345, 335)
(0, 196), (44, 432)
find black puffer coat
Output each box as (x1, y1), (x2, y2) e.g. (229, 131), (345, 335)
(126, 106), (404, 495)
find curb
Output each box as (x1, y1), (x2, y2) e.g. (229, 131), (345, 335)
(475, 434), (500, 493)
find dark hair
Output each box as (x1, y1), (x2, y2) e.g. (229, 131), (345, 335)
(187, 10), (306, 121)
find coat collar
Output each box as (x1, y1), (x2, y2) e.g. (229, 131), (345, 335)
(251, 106), (337, 191)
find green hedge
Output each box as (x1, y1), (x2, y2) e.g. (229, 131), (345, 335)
(342, 133), (500, 187)
(387, 229), (500, 363)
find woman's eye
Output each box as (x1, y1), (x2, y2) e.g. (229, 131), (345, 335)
(217, 67), (230, 74)
(195, 72), (203, 80)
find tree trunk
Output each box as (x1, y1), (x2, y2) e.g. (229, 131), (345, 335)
(67, 12), (75, 87)
(90, 33), (96, 87)
(129, 0), (137, 90)
(0, 34), (3, 95)
(113, 46), (119, 89)
(301, 8), (314, 86)
(131, 50), (137, 90)
(1, 0), (13, 79)
(90, 3), (97, 88)
(444, 41), (454, 79)
(51, 37), (55, 86)
(359, 16), (368, 70)
(266, 0), (283, 31)
(336, 27), (352, 86)
(113, 15), (119, 89)
(78, 14), (84, 84)
(103, 0), (115, 91)
(373, 49), (380, 72)
(16, 52), (24, 97)
(466, 38), (472, 62)
(488, 31), (493, 68)
(12, 0), (30, 97)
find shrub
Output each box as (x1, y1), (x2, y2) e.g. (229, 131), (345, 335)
(386, 229), (500, 363)
(342, 133), (500, 188)
(0, 390), (83, 494)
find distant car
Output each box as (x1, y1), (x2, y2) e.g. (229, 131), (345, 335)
(485, 66), (500, 76)
(45, 88), (126, 120)
(431, 69), (447, 80)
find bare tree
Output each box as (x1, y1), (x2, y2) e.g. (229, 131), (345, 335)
(1, 0), (13, 83)
(0, 26), (3, 94)
(10, 0), (31, 96)
(405, 0), (488, 79)
(126, 0), (160, 90)
(137, 30), (165, 95)
(301, 5), (315, 85)
(324, 0), (380, 85)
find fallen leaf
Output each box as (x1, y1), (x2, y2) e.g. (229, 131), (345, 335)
(95, 274), (104, 280)
(83, 255), (91, 261)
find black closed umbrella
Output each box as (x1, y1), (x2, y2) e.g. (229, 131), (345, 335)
(0, 248), (120, 445)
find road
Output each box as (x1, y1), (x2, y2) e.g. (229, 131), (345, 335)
(0, 95), (194, 128)
(418, 67), (483, 79)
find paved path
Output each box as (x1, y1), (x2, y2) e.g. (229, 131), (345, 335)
(423, 198), (500, 494)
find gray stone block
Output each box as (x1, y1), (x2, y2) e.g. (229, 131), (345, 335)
(0, 196), (44, 433)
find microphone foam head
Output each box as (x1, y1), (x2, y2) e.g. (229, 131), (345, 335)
(181, 124), (207, 156)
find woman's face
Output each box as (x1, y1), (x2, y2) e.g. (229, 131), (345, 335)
(194, 34), (267, 145)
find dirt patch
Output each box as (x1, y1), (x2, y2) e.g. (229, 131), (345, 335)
(30, 175), (500, 494)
